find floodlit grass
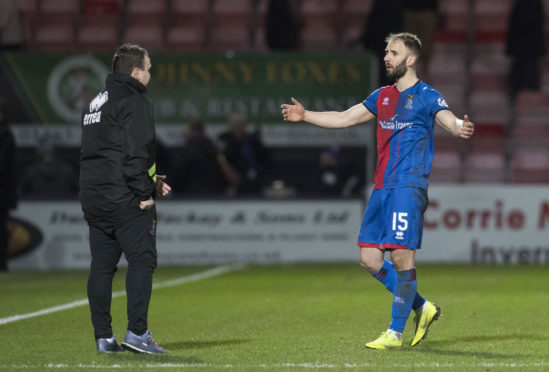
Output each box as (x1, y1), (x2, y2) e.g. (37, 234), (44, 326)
(0, 264), (548, 371)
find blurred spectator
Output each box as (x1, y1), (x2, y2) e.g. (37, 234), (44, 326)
(171, 117), (237, 196)
(0, 99), (17, 271)
(20, 140), (79, 199)
(506, 0), (546, 99)
(402, 0), (439, 78)
(265, 0), (299, 50)
(312, 145), (364, 197)
(0, 0), (22, 49)
(218, 113), (272, 195)
(356, 0), (403, 86)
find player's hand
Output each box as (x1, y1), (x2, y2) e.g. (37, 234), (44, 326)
(155, 175), (171, 197)
(140, 196), (155, 210)
(281, 97), (305, 122)
(459, 115), (474, 139)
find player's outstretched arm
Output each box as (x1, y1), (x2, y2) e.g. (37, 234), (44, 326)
(458, 115), (474, 139)
(281, 97), (374, 129)
(435, 110), (474, 139)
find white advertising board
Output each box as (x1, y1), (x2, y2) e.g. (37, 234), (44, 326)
(8, 185), (549, 269)
(9, 200), (364, 269)
(421, 185), (549, 264)
(10, 124), (374, 148)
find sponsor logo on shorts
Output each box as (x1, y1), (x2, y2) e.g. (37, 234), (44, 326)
(393, 212), (408, 240)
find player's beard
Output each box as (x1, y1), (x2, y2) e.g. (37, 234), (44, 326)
(386, 58), (408, 82)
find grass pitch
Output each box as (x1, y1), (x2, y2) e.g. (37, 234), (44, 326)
(0, 264), (548, 371)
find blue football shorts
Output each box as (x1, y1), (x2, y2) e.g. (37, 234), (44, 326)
(357, 187), (428, 250)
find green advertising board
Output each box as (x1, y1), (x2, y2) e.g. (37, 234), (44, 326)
(1, 51), (376, 125)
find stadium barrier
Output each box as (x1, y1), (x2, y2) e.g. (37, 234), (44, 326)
(8, 185), (549, 269)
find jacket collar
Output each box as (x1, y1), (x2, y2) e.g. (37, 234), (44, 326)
(106, 72), (147, 94)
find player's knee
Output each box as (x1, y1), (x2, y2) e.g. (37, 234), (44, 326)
(390, 251), (414, 271)
(359, 254), (379, 274)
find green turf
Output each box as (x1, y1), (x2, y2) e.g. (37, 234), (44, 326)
(0, 264), (548, 371)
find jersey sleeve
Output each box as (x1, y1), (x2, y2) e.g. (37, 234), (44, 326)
(424, 87), (450, 118)
(362, 88), (381, 116)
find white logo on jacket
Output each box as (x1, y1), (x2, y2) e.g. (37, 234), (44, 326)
(83, 91), (108, 126)
(89, 91), (108, 112)
(83, 112), (101, 125)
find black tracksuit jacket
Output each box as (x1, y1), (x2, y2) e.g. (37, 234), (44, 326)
(79, 73), (156, 223)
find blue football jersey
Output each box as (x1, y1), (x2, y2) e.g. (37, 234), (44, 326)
(363, 81), (449, 190)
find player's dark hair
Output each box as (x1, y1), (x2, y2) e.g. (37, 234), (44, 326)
(385, 32), (422, 58)
(112, 43), (148, 75)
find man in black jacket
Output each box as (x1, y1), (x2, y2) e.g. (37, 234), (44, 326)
(80, 44), (171, 354)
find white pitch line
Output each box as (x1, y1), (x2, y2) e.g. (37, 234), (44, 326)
(0, 362), (548, 369)
(0, 263), (246, 326)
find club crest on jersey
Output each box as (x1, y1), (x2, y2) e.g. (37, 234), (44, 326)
(382, 97), (390, 105)
(405, 94), (414, 110)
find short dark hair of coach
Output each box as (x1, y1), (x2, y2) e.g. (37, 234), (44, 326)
(112, 43), (151, 87)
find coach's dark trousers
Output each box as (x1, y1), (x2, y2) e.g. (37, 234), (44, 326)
(87, 206), (157, 340)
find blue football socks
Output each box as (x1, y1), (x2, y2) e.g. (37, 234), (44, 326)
(373, 260), (425, 311)
(389, 268), (418, 333)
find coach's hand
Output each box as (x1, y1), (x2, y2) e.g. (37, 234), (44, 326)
(156, 175), (171, 197)
(459, 115), (474, 139)
(281, 97), (305, 122)
(140, 197), (155, 210)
